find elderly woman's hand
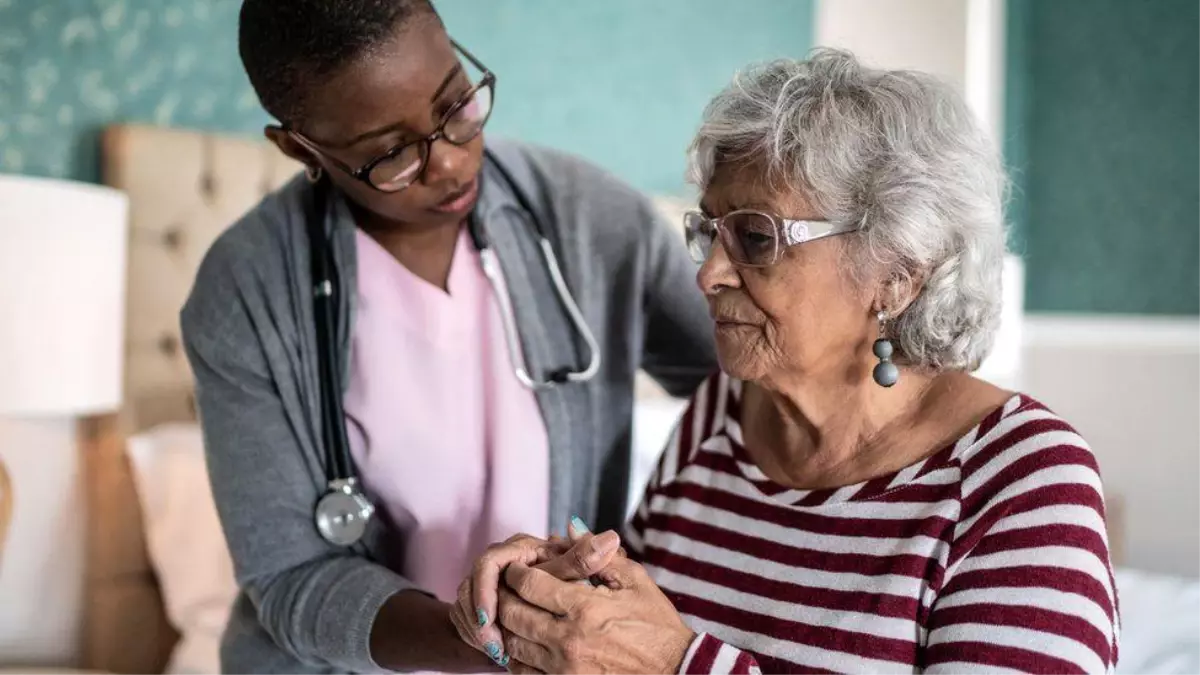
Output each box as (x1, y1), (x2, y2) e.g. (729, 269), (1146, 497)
(496, 556), (696, 674)
(448, 525), (622, 668)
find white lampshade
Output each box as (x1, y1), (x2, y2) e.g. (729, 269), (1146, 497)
(0, 174), (128, 416)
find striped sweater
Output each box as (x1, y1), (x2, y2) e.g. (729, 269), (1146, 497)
(625, 374), (1119, 674)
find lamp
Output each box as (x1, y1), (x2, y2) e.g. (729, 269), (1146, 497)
(0, 174), (129, 416)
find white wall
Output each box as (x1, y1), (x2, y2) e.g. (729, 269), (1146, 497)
(1022, 316), (1200, 578)
(0, 418), (83, 667)
(816, 0), (970, 92)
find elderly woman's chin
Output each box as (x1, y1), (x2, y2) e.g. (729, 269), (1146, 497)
(711, 323), (770, 381)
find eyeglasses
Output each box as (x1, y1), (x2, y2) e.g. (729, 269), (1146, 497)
(287, 40), (495, 193)
(683, 209), (859, 267)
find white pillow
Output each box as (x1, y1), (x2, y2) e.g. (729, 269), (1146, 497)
(126, 423), (237, 675)
(629, 395), (689, 519)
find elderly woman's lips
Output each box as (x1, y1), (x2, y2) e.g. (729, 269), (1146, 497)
(715, 319), (755, 330)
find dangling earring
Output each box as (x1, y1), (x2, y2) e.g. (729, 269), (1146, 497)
(305, 165), (323, 183)
(872, 311), (899, 388)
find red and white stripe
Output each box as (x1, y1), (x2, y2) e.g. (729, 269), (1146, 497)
(626, 373), (1119, 674)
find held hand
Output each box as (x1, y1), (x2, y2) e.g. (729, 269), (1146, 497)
(448, 521), (622, 667)
(497, 556), (695, 674)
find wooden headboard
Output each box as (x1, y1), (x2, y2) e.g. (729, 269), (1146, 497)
(81, 124), (300, 674)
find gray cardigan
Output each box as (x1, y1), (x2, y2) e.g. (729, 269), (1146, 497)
(180, 138), (717, 673)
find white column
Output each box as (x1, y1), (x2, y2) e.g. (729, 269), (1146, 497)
(815, 0), (970, 93)
(813, 0), (1005, 141)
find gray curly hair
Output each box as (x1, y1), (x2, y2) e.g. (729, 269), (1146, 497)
(687, 48), (1008, 372)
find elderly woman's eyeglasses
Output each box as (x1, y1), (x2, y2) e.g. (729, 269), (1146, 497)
(683, 209), (859, 267)
(287, 40), (495, 193)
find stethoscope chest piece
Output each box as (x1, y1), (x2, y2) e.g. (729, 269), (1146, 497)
(315, 478), (374, 547)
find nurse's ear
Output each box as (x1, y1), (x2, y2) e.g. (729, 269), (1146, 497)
(264, 125), (319, 173)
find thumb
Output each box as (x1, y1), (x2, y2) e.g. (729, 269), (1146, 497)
(536, 530), (620, 581)
(567, 514), (591, 542)
(592, 555), (645, 590)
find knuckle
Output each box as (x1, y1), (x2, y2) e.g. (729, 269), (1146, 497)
(472, 557), (489, 578)
(561, 631), (587, 662)
(503, 636), (524, 661)
(568, 547), (590, 571)
(513, 571), (537, 597)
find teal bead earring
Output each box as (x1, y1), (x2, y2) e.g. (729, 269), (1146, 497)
(872, 311), (899, 388)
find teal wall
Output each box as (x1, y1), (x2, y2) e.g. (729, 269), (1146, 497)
(436, 1), (814, 195)
(0, 0), (814, 196)
(1005, 0), (1199, 315)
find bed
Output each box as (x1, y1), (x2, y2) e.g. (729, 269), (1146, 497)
(80, 124), (302, 674)
(79, 124), (1199, 674)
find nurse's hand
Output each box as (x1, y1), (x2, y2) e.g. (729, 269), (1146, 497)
(496, 557), (695, 674)
(449, 521), (621, 668)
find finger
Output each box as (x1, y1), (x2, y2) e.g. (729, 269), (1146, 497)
(566, 516), (628, 561)
(592, 554), (646, 589)
(496, 585), (562, 654)
(448, 600), (476, 649)
(500, 627), (553, 674)
(450, 600), (505, 667)
(544, 534), (571, 557)
(504, 563), (590, 616)
(568, 514), (591, 541)
(538, 530), (621, 582)
(473, 537), (545, 629)
(452, 578), (481, 647)
(472, 537), (550, 665)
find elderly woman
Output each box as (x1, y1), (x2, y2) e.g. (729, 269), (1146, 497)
(450, 50), (1119, 674)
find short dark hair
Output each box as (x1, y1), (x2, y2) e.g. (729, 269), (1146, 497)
(238, 0), (438, 124)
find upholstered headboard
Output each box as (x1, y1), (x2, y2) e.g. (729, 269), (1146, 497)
(82, 124), (301, 674)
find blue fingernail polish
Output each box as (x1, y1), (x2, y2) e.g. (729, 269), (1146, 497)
(476, 608), (488, 627)
(570, 514), (590, 534)
(485, 642), (501, 659)
(498, 654), (511, 668)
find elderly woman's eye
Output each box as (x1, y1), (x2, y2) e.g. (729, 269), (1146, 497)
(724, 212), (777, 264)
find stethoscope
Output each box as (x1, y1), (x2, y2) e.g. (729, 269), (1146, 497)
(307, 148), (600, 546)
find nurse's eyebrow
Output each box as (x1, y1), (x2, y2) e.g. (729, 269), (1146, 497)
(341, 64), (464, 147)
(428, 63), (463, 104)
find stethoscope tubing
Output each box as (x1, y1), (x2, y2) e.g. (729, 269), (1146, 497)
(309, 148), (600, 545)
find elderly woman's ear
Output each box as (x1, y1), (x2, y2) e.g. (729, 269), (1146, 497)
(871, 267), (928, 319)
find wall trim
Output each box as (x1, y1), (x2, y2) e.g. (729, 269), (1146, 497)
(1024, 313), (1200, 351)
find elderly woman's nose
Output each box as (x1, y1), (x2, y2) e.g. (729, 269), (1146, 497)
(696, 241), (740, 295)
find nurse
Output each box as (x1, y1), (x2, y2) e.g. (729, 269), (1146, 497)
(180, 0), (715, 672)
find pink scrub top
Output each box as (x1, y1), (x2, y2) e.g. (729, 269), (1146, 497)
(343, 226), (550, 601)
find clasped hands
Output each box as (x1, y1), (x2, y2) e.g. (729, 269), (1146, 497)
(449, 518), (695, 674)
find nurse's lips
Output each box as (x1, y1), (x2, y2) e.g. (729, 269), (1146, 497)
(429, 178), (479, 215)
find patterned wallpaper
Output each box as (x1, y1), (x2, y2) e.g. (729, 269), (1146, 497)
(0, 0), (815, 194)
(0, 0), (266, 183)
